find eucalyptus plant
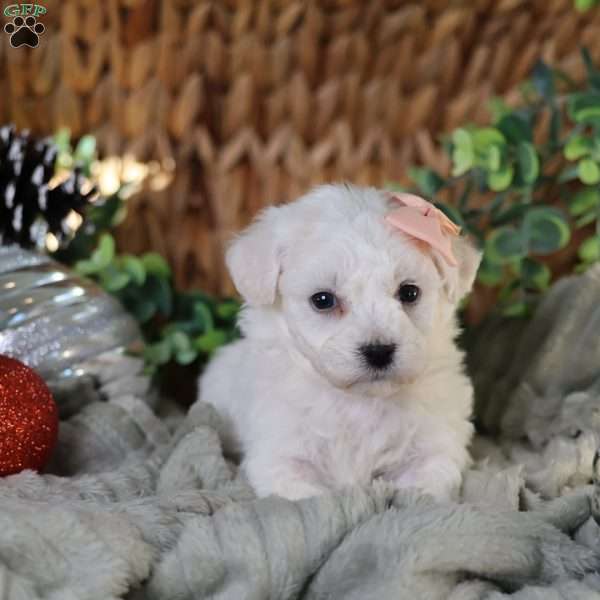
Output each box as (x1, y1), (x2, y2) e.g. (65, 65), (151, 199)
(53, 128), (97, 178)
(399, 49), (600, 316)
(74, 233), (239, 375)
(576, 0), (600, 9)
(50, 130), (239, 377)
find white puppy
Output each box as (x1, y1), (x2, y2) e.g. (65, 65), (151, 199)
(199, 184), (481, 502)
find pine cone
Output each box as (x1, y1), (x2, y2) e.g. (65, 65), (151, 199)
(0, 125), (95, 248)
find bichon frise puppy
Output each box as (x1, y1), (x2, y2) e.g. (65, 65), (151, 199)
(199, 184), (481, 502)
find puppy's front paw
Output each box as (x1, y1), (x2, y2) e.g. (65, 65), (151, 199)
(391, 457), (463, 503)
(243, 457), (325, 501)
(272, 480), (325, 501)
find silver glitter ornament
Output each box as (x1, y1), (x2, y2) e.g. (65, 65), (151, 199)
(0, 246), (141, 382)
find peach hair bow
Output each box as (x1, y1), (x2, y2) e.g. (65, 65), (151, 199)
(385, 192), (461, 266)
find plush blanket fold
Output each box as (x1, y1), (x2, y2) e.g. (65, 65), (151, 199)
(2, 266), (600, 599)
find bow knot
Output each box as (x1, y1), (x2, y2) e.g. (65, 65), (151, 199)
(384, 192), (461, 266)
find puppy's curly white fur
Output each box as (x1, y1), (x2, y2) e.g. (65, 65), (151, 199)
(199, 184), (481, 502)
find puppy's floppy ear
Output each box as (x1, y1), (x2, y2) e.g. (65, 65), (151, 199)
(435, 236), (482, 305)
(226, 206), (284, 306)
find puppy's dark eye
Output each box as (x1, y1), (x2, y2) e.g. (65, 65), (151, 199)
(397, 283), (420, 304)
(310, 291), (337, 311)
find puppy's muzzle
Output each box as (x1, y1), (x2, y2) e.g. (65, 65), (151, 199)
(359, 343), (396, 370)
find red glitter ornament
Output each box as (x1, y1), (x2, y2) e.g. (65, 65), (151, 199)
(0, 355), (58, 476)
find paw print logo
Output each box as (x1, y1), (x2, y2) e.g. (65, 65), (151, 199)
(4, 15), (45, 48)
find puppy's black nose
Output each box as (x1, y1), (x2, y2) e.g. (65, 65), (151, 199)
(360, 343), (396, 369)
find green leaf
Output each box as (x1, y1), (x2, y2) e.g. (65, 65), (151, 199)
(497, 279), (521, 302)
(564, 135), (593, 161)
(131, 299), (157, 323)
(144, 275), (172, 316)
(581, 47), (600, 90)
(578, 236), (600, 262)
(408, 167), (445, 197)
(452, 128), (472, 147)
(523, 207), (571, 255)
(576, 104), (597, 130)
(92, 234), (115, 270)
(569, 188), (600, 216)
(194, 302), (214, 332)
(120, 255), (146, 285)
(486, 145), (502, 172)
(488, 98), (513, 122)
(576, 0), (599, 10)
(194, 329), (228, 354)
(74, 135), (96, 167)
(451, 128), (475, 176)
(53, 128), (72, 154)
(143, 340), (172, 366)
(486, 226), (527, 264)
(87, 195), (124, 230)
(516, 142), (539, 184)
(472, 127), (506, 148)
(578, 108), (600, 123)
(508, 260), (522, 277)
(477, 257), (504, 286)
(168, 330), (192, 353)
(165, 331), (198, 365)
(487, 164), (514, 191)
(175, 350), (198, 365)
(491, 202), (531, 227)
(141, 253), (171, 278)
(575, 211), (599, 228)
(452, 148), (474, 176)
(100, 268), (130, 292)
(496, 114), (532, 144)
(578, 158), (600, 185)
(521, 258), (551, 291)
(216, 300), (240, 320)
(502, 301), (529, 317)
(161, 319), (197, 336)
(75, 258), (99, 276)
(568, 92), (600, 124)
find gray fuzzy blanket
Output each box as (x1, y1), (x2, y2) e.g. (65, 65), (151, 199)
(3, 267), (600, 599)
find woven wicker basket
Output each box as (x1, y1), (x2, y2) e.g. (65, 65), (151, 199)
(2, 0), (600, 294)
